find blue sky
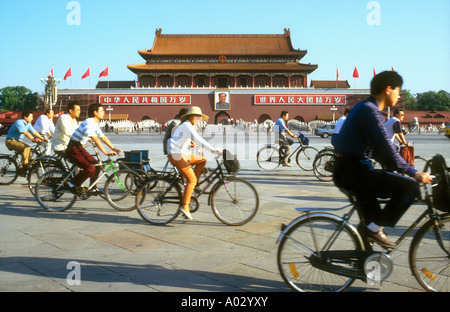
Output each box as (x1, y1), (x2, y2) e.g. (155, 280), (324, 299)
(0, 0), (449, 94)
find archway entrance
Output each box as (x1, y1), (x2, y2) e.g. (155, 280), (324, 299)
(257, 114), (272, 124)
(214, 111), (231, 124)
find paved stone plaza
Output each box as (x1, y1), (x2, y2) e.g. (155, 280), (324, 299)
(0, 129), (448, 293)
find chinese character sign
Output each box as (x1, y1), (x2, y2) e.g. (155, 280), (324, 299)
(99, 95), (191, 105)
(254, 95), (346, 105)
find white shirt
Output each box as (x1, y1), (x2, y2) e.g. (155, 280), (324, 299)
(333, 115), (346, 135)
(51, 114), (79, 152)
(385, 116), (401, 143)
(34, 114), (55, 135)
(168, 121), (218, 156)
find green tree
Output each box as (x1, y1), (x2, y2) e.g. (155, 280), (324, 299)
(401, 89), (418, 110)
(0, 86), (39, 111)
(416, 90), (450, 111)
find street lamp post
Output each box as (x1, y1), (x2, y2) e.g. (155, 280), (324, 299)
(106, 105), (113, 122)
(41, 76), (61, 110)
(330, 105), (338, 123)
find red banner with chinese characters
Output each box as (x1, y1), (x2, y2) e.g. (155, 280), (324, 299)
(99, 95), (191, 105)
(254, 95), (346, 105)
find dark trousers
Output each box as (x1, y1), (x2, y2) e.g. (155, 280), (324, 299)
(333, 157), (419, 227)
(65, 141), (100, 188)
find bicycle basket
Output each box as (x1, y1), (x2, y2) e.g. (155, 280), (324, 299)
(429, 154), (450, 212)
(299, 133), (309, 146)
(223, 149), (240, 174)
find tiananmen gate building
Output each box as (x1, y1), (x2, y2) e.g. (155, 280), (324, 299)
(58, 29), (370, 124)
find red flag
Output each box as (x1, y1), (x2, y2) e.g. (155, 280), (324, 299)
(352, 66), (359, 78)
(99, 67), (109, 78)
(391, 66), (395, 71)
(82, 67), (90, 80)
(50, 67), (54, 76)
(336, 67), (339, 83)
(64, 67), (72, 80)
(373, 67), (376, 77)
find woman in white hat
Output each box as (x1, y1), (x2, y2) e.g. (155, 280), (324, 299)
(167, 106), (222, 220)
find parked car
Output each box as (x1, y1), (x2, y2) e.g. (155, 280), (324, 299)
(0, 123), (13, 136)
(445, 122), (450, 139)
(314, 124), (335, 138)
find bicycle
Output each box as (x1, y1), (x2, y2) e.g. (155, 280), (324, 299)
(276, 172), (449, 292)
(135, 150), (259, 226)
(312, 146), (428, 182)
(34, 144), (144, 212)
(0, 141), (47, 185)
(256, 133), (318, 171)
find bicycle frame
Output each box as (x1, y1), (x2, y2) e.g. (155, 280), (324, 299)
(1, 142), (46, 164)
(157, 157), (235, 207)
(53, 144), (124, 196)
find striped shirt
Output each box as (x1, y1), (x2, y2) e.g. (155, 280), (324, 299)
(333, 97), (416, 177)
(70, 118), (104, 144)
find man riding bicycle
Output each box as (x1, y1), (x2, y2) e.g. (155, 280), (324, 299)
(332, 71), (431, 248)
(64, 103), (122, 195)
(5, 109), (49, 176)
(274, 111), (298, 167)
(52, 101), (81, 155)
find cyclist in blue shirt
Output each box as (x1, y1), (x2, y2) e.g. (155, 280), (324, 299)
(333, 71), (431, 248)
(274, 111), (298, 167)
(6, 109), (49, 175)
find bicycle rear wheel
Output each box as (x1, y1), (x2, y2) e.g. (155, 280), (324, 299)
(277, 215), (362, 292)
(0, 156), (18, 185)
(313, 152), (335, 182)
(296, 146), (319, 171)
(27, 159), (66, 195)
(135, 176), (181, 225)
(210, 177), (259, 226)
(35, 170), (77, 212)
(409, 214), (450, 292)
(104, 169), (144, 211)
(256, 145), (280, 171)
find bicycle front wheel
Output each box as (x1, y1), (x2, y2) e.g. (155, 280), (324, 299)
(211, 177), (259, 226)
(409, 214), (450, 292)
(0, 156), (18, 185)
(296, 146), (319, 171)
(35, 170), (77, 212)
(313, 152), (335, 182)
(277, 215), (362, 292)
(104, 169), (144, 211)
(135, 176), (181, 225)
(256, 145), (280, 171)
